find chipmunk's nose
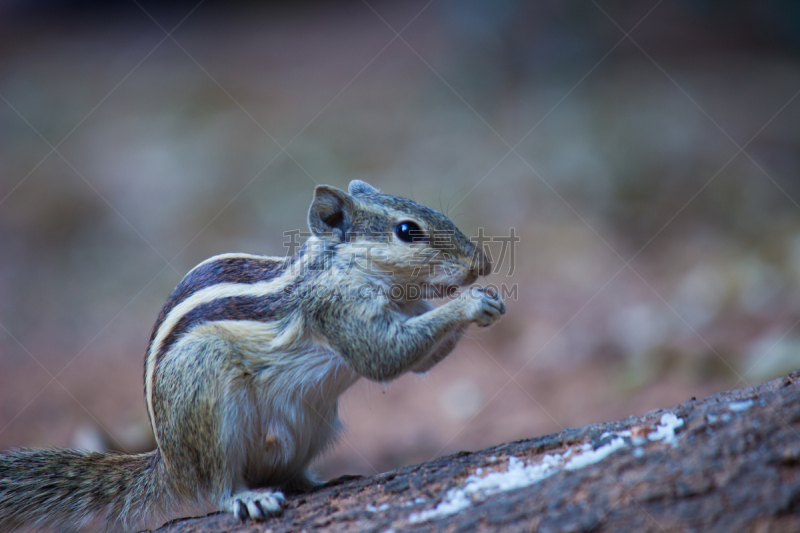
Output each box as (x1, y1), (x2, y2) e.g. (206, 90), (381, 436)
(469, 249), (492, 277)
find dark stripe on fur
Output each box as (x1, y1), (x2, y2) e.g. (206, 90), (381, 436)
(154, 287), (299, 365)
(147, 256), (292, 348)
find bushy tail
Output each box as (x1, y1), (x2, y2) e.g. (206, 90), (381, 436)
(0, 448), (170, 533)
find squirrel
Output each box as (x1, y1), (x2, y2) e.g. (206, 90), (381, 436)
(0, 180), (506, 532)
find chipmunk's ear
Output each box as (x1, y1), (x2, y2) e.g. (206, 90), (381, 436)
(308, 185), (358, 242)
(348, 180), (380, 196)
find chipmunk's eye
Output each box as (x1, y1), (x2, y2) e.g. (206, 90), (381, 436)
(395, 221), (424, 243)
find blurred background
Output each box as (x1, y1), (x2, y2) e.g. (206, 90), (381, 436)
(2, 0), (800, 480)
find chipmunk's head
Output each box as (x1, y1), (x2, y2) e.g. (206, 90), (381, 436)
(307, 180), (490, 294)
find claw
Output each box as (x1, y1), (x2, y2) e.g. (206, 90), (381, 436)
(233, 499), (247, 521)
(225, 490), (286, 521)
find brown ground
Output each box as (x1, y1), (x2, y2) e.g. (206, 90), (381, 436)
(153, 373), (800, 532)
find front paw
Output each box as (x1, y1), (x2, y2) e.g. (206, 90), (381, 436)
(225, 489), (286, 521)
(461, 286), (506, 327)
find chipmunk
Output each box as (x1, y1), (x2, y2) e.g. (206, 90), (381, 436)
(0, 180), (505, 532)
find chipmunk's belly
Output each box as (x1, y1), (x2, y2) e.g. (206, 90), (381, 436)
(244, 345), (359, 486)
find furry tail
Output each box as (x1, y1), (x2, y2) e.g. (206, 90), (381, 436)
(0, 448), (169, 533)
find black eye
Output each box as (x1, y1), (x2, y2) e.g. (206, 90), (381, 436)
(395, 221), (424, 243)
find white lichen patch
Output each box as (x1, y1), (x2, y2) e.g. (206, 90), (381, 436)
(727, 399), (754, 412)
(408, 455), (563, 523)
(564, 437), (627, 470)
(408, 413), (685, 523)
(647, 413), (684, 445)
(366, 503), (390, 513)
(600, 429), (631, 440)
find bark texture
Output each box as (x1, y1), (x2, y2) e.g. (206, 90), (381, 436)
(153, 372), (800, 533)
